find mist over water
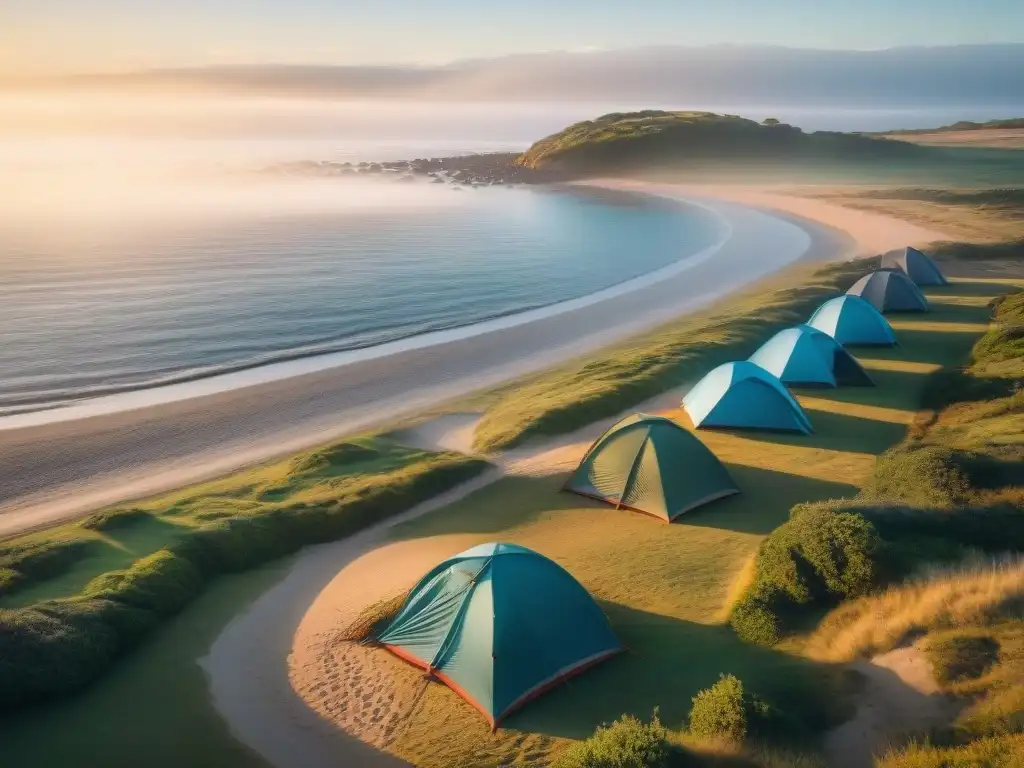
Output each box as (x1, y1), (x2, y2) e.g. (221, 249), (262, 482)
(0, 92), (1011, 414)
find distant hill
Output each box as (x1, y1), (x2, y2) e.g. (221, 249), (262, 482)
(515, 111), (927, 173)
(883, 117), (1024, 134)
(877, 117), (1024, 150)
(8, 44), (1024, 109)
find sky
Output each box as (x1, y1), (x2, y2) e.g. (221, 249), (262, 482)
(3, 0), (1023, 76)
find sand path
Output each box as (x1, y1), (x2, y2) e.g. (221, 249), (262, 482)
(824, 645), (958, 768)
(204, 185), (949, 767)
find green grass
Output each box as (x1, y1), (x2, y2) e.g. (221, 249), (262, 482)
(473, 258), (870, 452)
(0, 436), (488, 708)
(0, 560), (286, 768)
(0, 253), (1017, 766)
(338, 278), (1014, 767)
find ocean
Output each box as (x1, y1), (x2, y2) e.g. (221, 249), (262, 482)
(0, 94), (1012, 415)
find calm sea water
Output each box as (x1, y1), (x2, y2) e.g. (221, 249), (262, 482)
(0, 182), (720, 414)
(1, 94), (1010, 415)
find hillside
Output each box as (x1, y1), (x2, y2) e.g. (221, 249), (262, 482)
(515, 111), (927, 174)
(884, 117), (1024, 134)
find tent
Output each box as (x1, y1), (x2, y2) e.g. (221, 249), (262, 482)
(563, 413), (740, 521)
(682, 361), (813, 434)
(847, 269), (929, 313)
(808, 295), (898, 347)
(749, 325), (874, 387)
(377, 542), (621, 730)
(881, 246), (948, 286)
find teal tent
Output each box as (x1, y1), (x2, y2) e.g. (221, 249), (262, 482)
(377, 542), (621, 730)
(847, 270), (929, 313)
(881, 246), (948, 286)
(682, 361), (813, 434)
(564, 414), (740, 521)
(808, 295), (897, 347)
(749, 325), (874, 387)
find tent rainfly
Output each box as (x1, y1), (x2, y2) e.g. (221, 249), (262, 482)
(808, 295), (898, 347)
(377, 542), (622, 730)
(880, 246), (948, 286)
(847, 269), (929, 313)
(682, 361), (813, 434)
(563, 413), (740, 521)
(748, 324), (874, 387)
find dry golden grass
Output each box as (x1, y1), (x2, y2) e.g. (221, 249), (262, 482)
(671, 730), (827, 767)
(804, 557), (1024, 662)
(879, 733), (1024, 768)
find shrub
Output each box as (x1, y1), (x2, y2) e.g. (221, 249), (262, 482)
(553, 712), (673, 768)
(729, 588), (783, 646)
(926, 632), (1000, 685)
(689, 675), (748, 742)
(730, 503), (884, 645)
(860, 445), (972, 508)
(688, 675), (795, 748)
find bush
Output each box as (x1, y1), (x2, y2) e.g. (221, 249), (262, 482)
(730, 504), (884, 645)
(687, 675), (796, 748)
(0, 455), (488, 709)
(689, 675), (748, 742)
(860, 445), (973, 508)
(553, 712), (673, 768)
(729, 589), (783, 646)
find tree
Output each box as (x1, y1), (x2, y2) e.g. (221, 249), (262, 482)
(763, 117), (781, 126)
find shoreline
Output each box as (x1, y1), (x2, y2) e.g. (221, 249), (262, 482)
(199, 186), (947, 768)
(0, 187), (711, 423)
(0, 193), (728, 429)
(0, 189), (857, 539)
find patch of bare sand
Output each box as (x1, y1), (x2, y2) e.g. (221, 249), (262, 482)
(588, 180), (950, 254)
(388, 412), (483, 455)
(824, 645), (959, 768)
(291, 534), (480, 754)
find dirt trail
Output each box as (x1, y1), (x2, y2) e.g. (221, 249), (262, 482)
(824, 645), (959, 768)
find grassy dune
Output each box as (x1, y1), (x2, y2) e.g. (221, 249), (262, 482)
(0, 437), (487, 708)
(473, 259), (870, 452)
(359, 278), (1015, 768)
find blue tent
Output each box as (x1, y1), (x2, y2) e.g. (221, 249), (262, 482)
(749, 325), (874, 387)
(881, 246), (948, 286)
(377, 542), (621, 730)
(682, 361), (813, 434)
(847, 270), (929, 313)
(808, 295), (898, 347)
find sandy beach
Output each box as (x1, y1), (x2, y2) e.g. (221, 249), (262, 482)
(0, 184), (914, 539)
(193, 185), (949, 768)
